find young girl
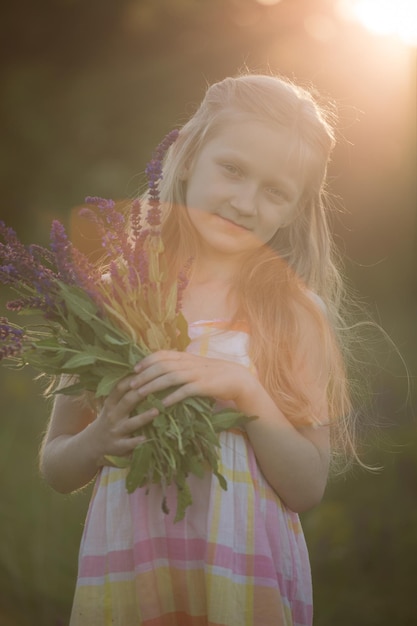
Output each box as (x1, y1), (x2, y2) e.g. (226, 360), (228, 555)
(40, 73), (353, 626)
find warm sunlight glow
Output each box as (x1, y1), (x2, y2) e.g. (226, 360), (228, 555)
(337, 0), (417, 45)
(255, 0), (282, 6)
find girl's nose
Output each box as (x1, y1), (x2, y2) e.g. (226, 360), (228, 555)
(230, 182), (258, 216)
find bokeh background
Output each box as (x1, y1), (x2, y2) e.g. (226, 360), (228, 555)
(1, 1), (416, 624)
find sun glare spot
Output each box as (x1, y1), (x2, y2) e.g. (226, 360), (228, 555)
(337, 0), (417, 45)
(255, 0), (282, 6)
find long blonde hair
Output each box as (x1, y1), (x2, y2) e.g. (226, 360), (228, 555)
(154, 73), (359, 467)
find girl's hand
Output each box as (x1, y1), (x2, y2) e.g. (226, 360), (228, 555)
(126, 350), (256, 410)
(89, 375), (159, 466)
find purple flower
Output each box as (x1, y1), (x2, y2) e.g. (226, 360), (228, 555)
(50, 220), (76, 283)
(146, 205), (162, 227)
(0, 319), (24, 361)
(7, 297), (43, 312)
(29, 244), (55, 267)
(0, 221), (22, 250)
(82, 198), (130, 261)
(0, 222), (59, 308)
(0, 264), (18, 285)
(145, 129), (179, 228)
(68, 247), (101, 301)
(85, 196), (116, 211)
(145, 129), (179, 195)
(130, 199), (143, 241)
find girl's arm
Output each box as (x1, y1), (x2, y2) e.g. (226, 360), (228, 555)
(40, 376), (158, 493)
(237, 306), (331, 513)
(234, 378), (330, 514)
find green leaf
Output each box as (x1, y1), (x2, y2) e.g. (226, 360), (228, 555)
(104, 455), (131, 469)
(126, 443), (153, 492)
(63, 353), (97, 369)
(175, 312), (191, 351)
(95, 371), (127, 397)
(58, 282), (100, 322)
(210, 409), (255, 431)
(152, 411), (168, 429)
(187, 456), (205, 479)
(174, 479), (193, 523)
(164, 283), (179, 322)
(104, 333), (131, 346)
(214, 470), (228, 491)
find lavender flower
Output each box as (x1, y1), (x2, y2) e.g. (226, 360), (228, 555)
(7, 297), (43, 312)
(82, 198), (130, 260)
(50, 220), (76, 284)
(130, 199), (142, 240)
(0, 221), (58, 309)
(0, 264), (18, 286)
(0, 319), (24, 361)
(0, 221), (24, 252)
(29, 243), (56, 267)
(145, 129), (179, 227)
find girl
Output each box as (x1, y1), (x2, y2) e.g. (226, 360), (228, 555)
(41, 73), (354, 626)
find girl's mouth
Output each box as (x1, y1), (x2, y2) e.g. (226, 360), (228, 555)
(215, 215), (250, 231)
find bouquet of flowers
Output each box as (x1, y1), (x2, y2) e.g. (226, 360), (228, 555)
(0, 131), (253, 522)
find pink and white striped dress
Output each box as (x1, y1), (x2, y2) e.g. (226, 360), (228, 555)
(70, 320), (313, 626)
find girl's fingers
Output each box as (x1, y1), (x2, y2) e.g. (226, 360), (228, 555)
(102, 352), (246, 420)
(113, 373), (141, 397)
(99, 434), (148, 465)
(133, 350), (179, 374)
(98, 407), (159, 463)
(130, 371), (189, 401)
(108, 379), (151, 415)
(130, 359), (185, 390)
(156, 383), (198, 408)
(122, 408), (159, 433)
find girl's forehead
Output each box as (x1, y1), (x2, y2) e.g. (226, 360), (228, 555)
(206, 114), (301, 152)
(205, 117), (307, 175)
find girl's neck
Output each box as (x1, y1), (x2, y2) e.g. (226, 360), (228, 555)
(189, 252), (243, 286)
(181, 271), (237, 324)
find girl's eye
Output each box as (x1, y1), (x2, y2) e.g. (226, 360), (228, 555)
(221, 163), (241, 176)
(266, 187), (285, 201)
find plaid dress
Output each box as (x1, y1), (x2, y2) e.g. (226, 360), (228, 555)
(70, 321), (313, 626)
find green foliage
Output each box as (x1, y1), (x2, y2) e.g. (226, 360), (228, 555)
(0, 367), (91, 626)
(111, 395), (254, 522)
(303, 424), (417, 625)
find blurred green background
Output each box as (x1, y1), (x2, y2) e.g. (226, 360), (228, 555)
(0, 1), (416, 624)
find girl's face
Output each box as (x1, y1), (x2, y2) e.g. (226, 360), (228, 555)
(184, 118), (305, 260)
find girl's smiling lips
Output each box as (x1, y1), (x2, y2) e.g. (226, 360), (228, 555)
(214, 214), (251, 231)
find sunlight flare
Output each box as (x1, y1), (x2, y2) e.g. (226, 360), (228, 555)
(337, 0), (417, 45)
